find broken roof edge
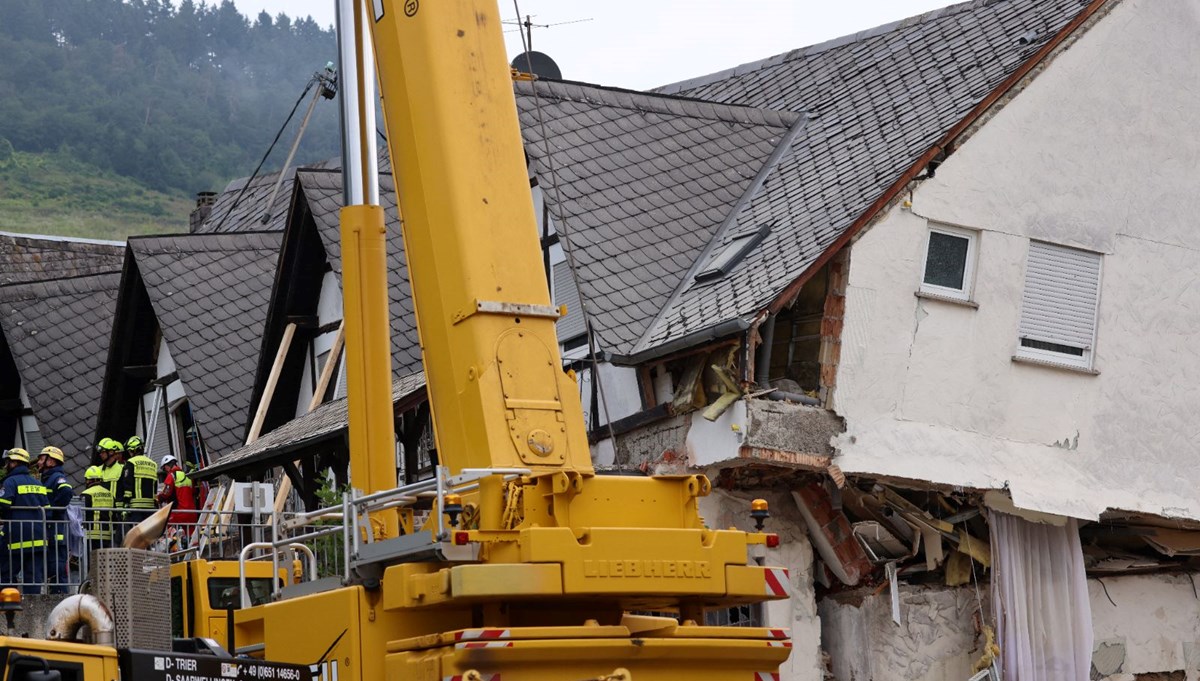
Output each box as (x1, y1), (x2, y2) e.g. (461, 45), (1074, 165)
(619, 112), (810, 360)
(519, 78), (802, 130)
(655, 0), (1043, 95)
(0, 269), (122, 303)
(761, 0), (1111, 319)
(0, 230), (125, 248)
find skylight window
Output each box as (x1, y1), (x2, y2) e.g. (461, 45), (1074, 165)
(695, 224), (771, 282)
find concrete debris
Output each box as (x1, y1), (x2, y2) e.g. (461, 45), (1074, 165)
(793, 484), (872, 586)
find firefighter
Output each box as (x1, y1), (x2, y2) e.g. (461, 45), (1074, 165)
(0, 448), (50, 594)
(36, 446), (72, 593)
(119, 436), (158, 529)
(97, 438), (126, 541)
(80, 466), (113, 554)
(156, 455), (196, 546)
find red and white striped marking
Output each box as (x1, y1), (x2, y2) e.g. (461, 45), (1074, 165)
(766, 628), (788, 639)
(767, 641), (792, 648)
(443, 675), (500, 681)
(453, 629), (511, 642)
(764, 567), (790, 597)
(456, 641), (515, 650)
(755, 672), (781, 681)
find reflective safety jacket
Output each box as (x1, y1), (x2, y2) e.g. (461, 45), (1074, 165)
(157, 465), (197, 525)
(81, 484), (114, 541)
(121, 455), (159, 510)
(0, 465), (50, 549)
(101, 461), (124, 507)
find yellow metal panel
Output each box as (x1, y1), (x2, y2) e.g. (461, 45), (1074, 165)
(341, 204), (398, 536)
(365, 0), (592, 476)
(449, 563), (562, 598)
(388, 636), (790, 681)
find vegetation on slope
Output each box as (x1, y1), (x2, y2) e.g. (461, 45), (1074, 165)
(0, 148), (192, 241)
(0, 0), (340, 198)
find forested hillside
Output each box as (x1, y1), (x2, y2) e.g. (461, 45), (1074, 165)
(0, 0), (341, 199)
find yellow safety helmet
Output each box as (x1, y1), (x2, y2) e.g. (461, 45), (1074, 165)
(84, 465), (103, 481)
(40, 446), (64, 464)
(125, 435), (144, 452)
(97, 437), (123, 453)
(5, 448), (30, 464)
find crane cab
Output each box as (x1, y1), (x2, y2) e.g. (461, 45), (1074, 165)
(169, 559), (281, 646)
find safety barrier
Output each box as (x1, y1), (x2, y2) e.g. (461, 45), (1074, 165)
(0, 500), (89, 595)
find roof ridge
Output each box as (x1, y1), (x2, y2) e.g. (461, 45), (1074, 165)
(0, 230), (125, 247)
(626, 112), (811, 356)
(520, 79), (800, 129)
(657, 0), (1010, 95)
(0, 270), (121, 302)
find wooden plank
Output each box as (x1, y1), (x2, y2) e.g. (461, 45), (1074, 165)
(246, 322), (297, 445)
(276, 321), (346, 515)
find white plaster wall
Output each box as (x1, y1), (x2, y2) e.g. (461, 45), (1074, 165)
(295, 271), (344, 417)
(833, 0), (1200, 520)
(699, 487), (822, 681)
(1088, 572), (1200, 680)
(820, 585), (985, 681)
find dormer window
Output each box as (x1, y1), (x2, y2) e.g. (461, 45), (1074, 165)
(695, 224), (771, 282)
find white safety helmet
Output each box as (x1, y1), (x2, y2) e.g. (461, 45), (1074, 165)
(160, 454), (179, 467)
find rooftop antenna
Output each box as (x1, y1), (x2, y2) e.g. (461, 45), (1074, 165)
(502, 14), (592, 52)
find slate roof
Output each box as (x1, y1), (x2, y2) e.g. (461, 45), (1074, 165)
(198, 372), (425, 480)
(514, 80), (801, 355)
(0, 231), (124, 286)
(197, 149), (390, 234)
(129, 232), (283, 459)
(199, 169), (300, 234)
(0, 272), (120, 485)
(295, 169), (424, 378)
(633, 0), (1095, 354)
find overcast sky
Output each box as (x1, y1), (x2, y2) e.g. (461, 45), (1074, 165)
(234, 0), (954, 90)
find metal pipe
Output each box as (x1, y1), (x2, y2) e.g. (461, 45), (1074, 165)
(761, 388), (822, 407)
(755, 314), (776, 387)
(336, 0), (379, 206)
(238, 542), (275, 609)
(46, 595), (115, 646)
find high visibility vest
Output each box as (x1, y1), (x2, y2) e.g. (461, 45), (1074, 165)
(81, 485), (114, 541)
(101, 461), (124, 506)
(127, 455), (159, 509)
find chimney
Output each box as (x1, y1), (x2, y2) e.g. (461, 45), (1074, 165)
(189, 191), (218, 232)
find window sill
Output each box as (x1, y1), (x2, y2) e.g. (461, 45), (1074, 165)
(1011, 355), (1100, 376)
(914, 290), (979, 309)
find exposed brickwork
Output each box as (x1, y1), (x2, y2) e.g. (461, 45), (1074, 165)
(818, 249), (849, 404)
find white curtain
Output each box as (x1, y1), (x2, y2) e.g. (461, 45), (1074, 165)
(990, 511), (1092, 681)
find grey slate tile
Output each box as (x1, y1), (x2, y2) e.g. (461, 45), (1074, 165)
(640, 0), (1091, 352)
(129, 232), (283, 460)
(0, 272), (121, 485)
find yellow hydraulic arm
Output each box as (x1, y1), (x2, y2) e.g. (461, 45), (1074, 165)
(342, 0), (592, 496)
(229, 2), (793, 679)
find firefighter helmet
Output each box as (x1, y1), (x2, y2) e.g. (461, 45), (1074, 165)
(5, 448), (30, 464)
(40, 446), (65, 464)
(84, 465), (103, 481)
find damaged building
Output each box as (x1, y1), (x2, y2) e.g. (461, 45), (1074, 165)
(1, 0), (1197, 678)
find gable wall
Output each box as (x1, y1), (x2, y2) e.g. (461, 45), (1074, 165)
(831, 0), (1200, 519)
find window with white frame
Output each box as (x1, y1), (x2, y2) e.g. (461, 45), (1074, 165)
(919, 224), (978, 301)
(1016, 240), (1102, 369)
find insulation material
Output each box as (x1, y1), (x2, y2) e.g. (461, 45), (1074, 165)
(990, 512), (1092, 681)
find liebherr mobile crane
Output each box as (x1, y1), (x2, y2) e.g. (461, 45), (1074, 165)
(0, 1), (793, 679)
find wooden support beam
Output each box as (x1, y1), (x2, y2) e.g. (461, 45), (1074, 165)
(275, 321), (345, 515)
(245, 322), (297, 445)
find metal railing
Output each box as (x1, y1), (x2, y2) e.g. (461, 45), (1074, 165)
(222, 466), (530, 605)
(1, 501), (89, 595)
